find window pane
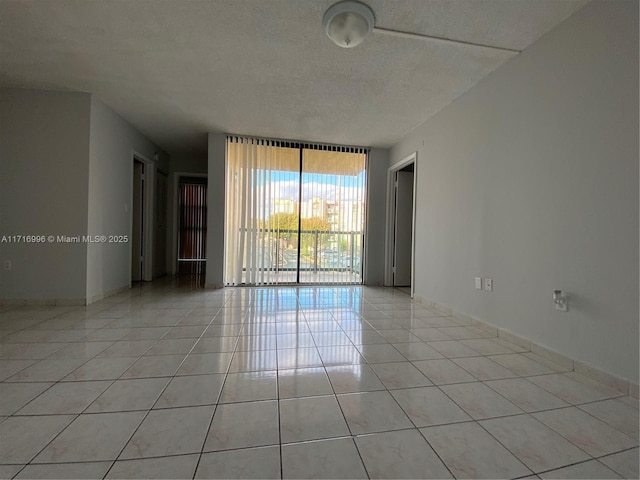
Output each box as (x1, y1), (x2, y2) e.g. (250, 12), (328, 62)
(299, 149), (366, 284)
(224, 138), (367, 286)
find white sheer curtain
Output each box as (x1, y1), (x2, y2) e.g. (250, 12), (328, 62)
(225, 137), (299, 285)
(299, 149), (367, 284)
(224, 136), (367, 286)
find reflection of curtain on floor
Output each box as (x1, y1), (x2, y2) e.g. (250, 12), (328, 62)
(178, 182), (207, 275)
(225, 137), (299, 286)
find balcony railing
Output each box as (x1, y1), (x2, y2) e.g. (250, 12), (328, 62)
(240, 228), (363, 277)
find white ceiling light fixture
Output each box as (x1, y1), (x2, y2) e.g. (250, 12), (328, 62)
(323, 1), (521, 54)
(322, 0), (375, 48)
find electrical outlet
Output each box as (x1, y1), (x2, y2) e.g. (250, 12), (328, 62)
(484, 278), (493, 291)
(554, 290), (568, 311)
(3, 260), (11, 271)
(475, 277), (483, 290)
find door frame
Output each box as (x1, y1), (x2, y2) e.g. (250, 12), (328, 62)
(154, 170), (169, 279)
(131, 150), (156, 283)
(172, 172), (208, 275)
(384, 152), (418, 296)
(222, 140), (368, 286)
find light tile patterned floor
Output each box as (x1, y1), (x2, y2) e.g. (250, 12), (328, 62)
(0, 282), (638, 479)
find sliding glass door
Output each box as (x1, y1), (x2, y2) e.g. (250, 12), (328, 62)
(224, 136), (367, 286)
(299, 149), (366, 283)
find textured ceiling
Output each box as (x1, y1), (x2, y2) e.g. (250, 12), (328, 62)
(0, 0), (589, 158)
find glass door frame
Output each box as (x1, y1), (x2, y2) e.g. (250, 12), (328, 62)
(224, 137), (368, 286)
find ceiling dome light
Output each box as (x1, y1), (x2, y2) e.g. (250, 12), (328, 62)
(323, 1), (375, 48)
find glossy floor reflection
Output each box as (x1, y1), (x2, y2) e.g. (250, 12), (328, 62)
(0, 280), (637, 479)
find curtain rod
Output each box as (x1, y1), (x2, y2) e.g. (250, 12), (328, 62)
(226, 134), (370, 153)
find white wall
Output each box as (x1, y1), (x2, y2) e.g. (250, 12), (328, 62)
(205, 133), (226, 288)
(0, 88), (90, 303)
(390, 0), (638, 382)
(365, 148), (389, 285)
(87, 96), (169, 302)
(0, 90), (169, 303)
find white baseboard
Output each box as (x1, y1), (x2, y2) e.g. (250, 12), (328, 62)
(1, 284), (131, 307)
(424, 298), (638, 397)
(0, 297), (86, 306)
(86, 284), (130, 305)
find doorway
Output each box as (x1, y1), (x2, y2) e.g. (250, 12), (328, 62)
(385, 152), (417, 295)
(131, 153), (156, 283)
(393, 164), (414, 287)
(154, 171), (168, 278)
(177, 176), (208, 277)
(131, 159), (144, 282)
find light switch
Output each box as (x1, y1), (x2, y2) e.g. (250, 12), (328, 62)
(475, 277), (482, 290)
(485, 278), (493, 291)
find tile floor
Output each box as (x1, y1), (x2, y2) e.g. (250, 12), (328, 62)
(0, 282), (638, 479)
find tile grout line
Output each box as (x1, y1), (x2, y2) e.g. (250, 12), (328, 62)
(531, 451), (636, 479)
(99, 301), (226, 479)
(275, 293), (285, 480)
(190, 290), (248, 480)
(306, 288), (371, 479)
